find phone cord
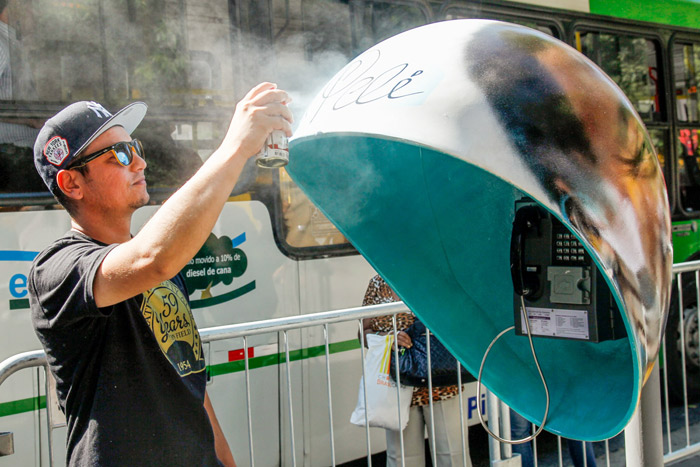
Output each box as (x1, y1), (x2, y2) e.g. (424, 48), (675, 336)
(475, 294), (550, 444)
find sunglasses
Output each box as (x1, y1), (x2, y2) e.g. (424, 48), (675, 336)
(68, 139), (144, 170)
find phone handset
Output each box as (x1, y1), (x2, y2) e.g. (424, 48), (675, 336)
(477, 201), (553, 443)
(510, 204), (543, 299)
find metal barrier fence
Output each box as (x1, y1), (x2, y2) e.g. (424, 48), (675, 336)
(660, 260), (700, 465)
(2, 261), (700, 466)
(0, 302), (428, 466)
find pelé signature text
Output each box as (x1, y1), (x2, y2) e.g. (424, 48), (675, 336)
(308, 49), (425, 122)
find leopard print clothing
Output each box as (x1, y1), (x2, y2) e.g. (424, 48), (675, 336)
(363, 275), (461, 407)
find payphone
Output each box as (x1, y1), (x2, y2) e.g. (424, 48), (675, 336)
(510, 199), (627, 343)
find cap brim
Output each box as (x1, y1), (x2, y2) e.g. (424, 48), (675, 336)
(75, 102), (147, 157)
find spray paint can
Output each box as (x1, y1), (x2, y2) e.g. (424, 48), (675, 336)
(255, 130), (289, 168)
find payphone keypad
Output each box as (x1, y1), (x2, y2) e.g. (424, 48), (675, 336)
(553, 230), (588, 265)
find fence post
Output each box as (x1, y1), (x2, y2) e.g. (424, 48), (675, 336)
(625, 363), (664, 466)
(641, 364), (664, 465)
(487, 391), (502, 463)
(487, 394), (522, 466)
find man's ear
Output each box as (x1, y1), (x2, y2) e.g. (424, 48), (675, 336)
(56, 169), (84, 201)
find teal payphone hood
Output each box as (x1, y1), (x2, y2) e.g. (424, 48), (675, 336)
(286, 19), (672, 441)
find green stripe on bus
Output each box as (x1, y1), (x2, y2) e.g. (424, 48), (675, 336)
(9, 299), (29, 310)
(208, 338), (361, 377)
(0, 339), (361, 417)
(590, 0), (700, 30)
(0, 396), (45, 418)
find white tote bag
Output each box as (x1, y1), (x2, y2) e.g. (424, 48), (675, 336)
(350, 333), (413, 431)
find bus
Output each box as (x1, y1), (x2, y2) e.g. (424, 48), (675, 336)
(0, 0), (699, 465)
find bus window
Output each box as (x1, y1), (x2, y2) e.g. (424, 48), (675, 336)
(674, 43), (700, 212)
(647, 128), (671, 208)
(674, 42), (700, 123)
(678, 129), (700, 212)
(0, 142), (46, 196)
(1, 1), (108, 103)
(511, 21), (557, 38)
(126, 1), (237, 108)
(648, 128), (667, 172)
(364, 2), (431, 45)
(289, 1), (428, 102)
(577, 31), (664, 123)
(442, 8), (560, 39)
(29, 1), (239, 107)
(0, 1), (38, 102)
(19, 2), (112, 103)
(279, 169), (348, 249)
(0, 2), (47, 197)
(301, 0), (354, 61)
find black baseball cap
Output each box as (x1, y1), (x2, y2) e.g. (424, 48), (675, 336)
(34, 101), (147, 194)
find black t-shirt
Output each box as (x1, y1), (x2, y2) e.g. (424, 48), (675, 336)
(28, 231), (221, 467)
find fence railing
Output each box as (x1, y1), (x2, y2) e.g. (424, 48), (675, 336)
(660, 260), (700, 465)
(2, 261), (700, 466)
(0, 302), (416, 466)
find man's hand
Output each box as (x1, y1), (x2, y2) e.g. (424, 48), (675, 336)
(221, 82), (293, 159)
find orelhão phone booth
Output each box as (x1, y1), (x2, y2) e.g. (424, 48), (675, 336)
(287, 19), (672, 441)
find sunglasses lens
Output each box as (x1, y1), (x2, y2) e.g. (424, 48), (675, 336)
(114, 145), (132, 166)
(132, 140), (144, 160)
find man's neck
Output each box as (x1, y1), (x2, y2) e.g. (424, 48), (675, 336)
(71, 214), (133, 245)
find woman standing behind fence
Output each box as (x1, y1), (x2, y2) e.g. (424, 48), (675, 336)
(361, 275), (473, 467)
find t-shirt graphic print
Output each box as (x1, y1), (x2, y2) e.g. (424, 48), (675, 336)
(140, 279), (206, 376)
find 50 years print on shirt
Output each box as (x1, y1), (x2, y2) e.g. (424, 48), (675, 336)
(140, 280), (206, 376)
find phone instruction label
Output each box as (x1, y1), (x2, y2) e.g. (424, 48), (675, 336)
(521, 307), (589, 340)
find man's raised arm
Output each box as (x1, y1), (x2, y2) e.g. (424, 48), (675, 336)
(94, 83), (292, 307)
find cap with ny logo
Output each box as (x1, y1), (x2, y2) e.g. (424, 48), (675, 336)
(33, 100), (147, 194)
